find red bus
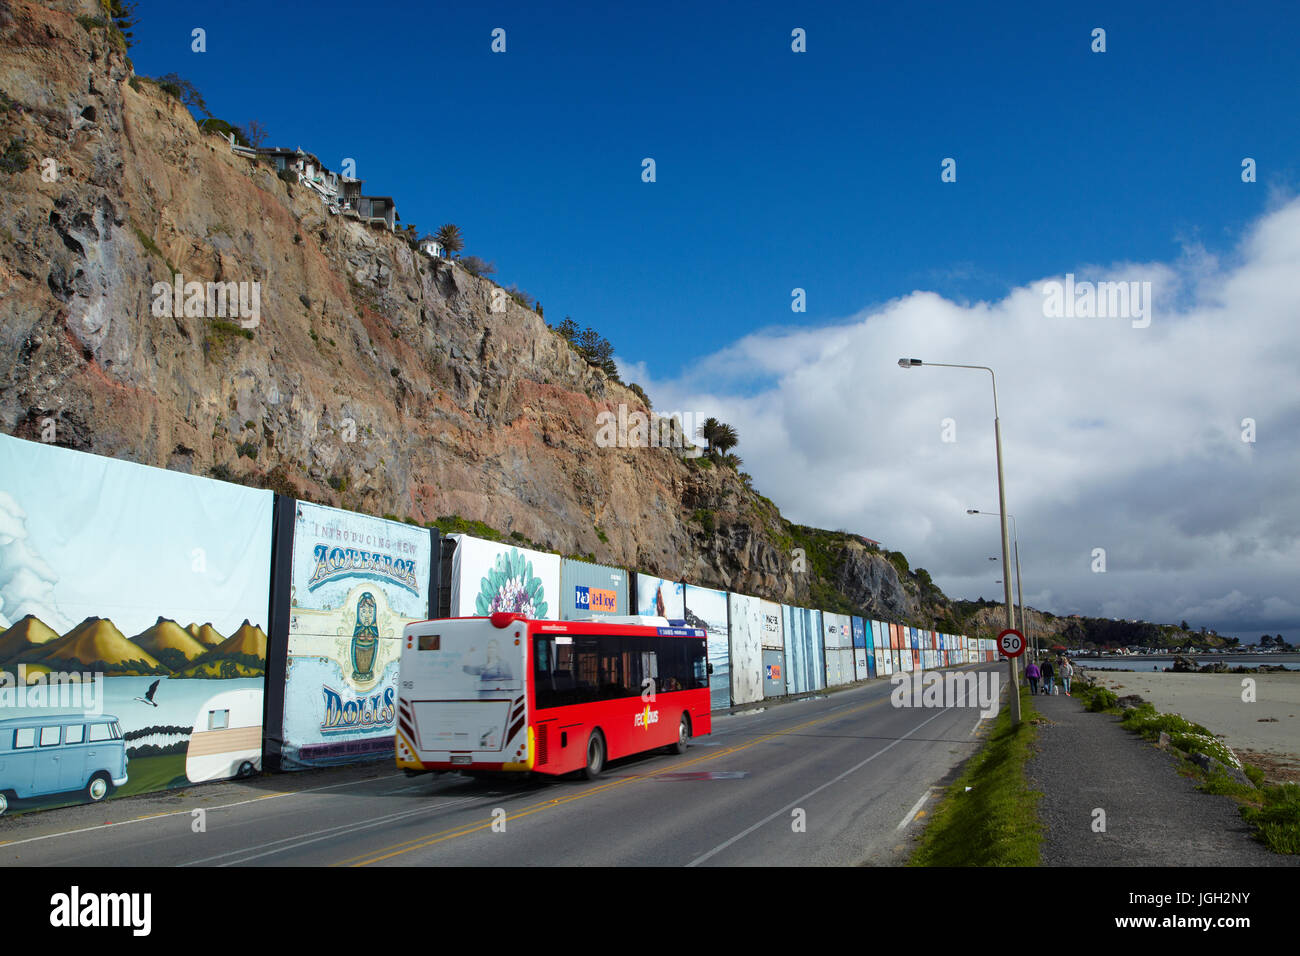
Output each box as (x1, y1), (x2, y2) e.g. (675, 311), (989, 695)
(396, 613), (712, 778)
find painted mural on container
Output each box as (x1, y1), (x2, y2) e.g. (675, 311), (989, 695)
(726, 593), (765, 707)
(635, 574), (685, 620)
(852, 616), (870, 680)
(782, 605), (824, 695)
(449, 535), (560, 620)
(280, 502), (431, 768)
(0, 435), (272, 815)
(822, 613), (853, 686)
(686, 582), (728, 712)
(684, 585), (730, 710)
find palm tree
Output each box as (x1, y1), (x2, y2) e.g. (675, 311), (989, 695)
(697, 417), (722, 456)
(713, 423), (739, 457)
(434, 223), (464, 259)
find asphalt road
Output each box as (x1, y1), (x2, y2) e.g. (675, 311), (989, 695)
(0, 665), (1000, 867)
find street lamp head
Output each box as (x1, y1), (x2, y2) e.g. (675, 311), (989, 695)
(897, 358), (922, 368)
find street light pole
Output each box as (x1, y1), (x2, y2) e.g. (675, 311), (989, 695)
(970, 510), (1031, 659)
(900, 358), (1020, 725)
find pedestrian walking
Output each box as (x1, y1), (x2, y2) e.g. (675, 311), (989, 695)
(1025, 660), (1040, 696)
(1061, 658), (1074, 696)
(1041, 658), (1055, 695)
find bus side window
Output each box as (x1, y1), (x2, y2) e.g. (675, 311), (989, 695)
(88, 723), (112, 743)
(39, 725), (61, 747)
(692, 641), (708, 688)
(13, 727), (35, 749)
(65, 724), (85, 745)
(208, 710), (229, 731)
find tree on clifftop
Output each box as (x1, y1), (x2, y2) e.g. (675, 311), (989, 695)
(106, 0), (139, 48)
(713, 423), (739, 456)
(241, 120), (268, 148)
(157, 73), (211, 119)
(435, 224), (464, 258)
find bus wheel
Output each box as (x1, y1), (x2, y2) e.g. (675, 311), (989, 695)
(583, 730), (605, 780)
(672, 713), (691, 755)
(0, 791), (8, 815)
(86, 774), (110, 803)
(237, 760), (256, 778)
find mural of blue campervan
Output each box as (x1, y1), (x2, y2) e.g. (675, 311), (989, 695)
(0, 714), (128, 815)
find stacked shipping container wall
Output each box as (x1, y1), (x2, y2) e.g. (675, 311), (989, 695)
(0, 434), (985, 815)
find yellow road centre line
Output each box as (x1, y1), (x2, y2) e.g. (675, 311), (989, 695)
(341, 694), (895, 866)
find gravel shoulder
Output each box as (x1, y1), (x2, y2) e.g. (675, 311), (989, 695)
(1025, 687), (1298, 866)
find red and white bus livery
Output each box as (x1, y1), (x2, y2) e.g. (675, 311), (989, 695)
(396, 613), (711, 778)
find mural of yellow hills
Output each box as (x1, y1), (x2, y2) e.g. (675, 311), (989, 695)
(186, 623), (226, 647)
(16, 617), (166, 675)
(179, 620), (267, 678)
(131, 617), (208, 670)
(0, 614), (61, 664)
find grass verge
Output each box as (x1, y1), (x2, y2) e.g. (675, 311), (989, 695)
(909, 683), (1042, 866)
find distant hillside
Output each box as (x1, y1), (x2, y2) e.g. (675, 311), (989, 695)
(14, 616), (166, 675)
(187, 623), (227, 647)
(953, 600), (1237, 650)
(179, 620), (267, 678)
(131, 617), (209, 670)
(0, 614), (62, 663)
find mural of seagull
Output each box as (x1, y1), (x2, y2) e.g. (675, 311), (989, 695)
(133, 679), (161, 707)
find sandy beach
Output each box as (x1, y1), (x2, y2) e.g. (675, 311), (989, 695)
(1086, 669), (1300, 781)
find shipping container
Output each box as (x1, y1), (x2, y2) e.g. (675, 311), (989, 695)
(559, 557), (629, 620)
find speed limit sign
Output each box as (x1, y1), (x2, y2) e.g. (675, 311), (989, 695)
(997, 629), (1025, 658)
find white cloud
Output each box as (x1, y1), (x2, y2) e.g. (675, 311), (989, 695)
(0, 490), (74, 634)
(638, 199), (1300, 639)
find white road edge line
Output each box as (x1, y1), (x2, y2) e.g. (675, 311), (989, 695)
(686, 706), (953, 867)
(0, 772), (405, 849)
(897, 787), (936, 831)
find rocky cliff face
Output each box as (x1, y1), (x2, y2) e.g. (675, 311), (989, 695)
(0, 0), (929, 624)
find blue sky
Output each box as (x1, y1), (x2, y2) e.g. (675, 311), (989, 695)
(123, 2), (1300, 639)
(128, 1), (1298, 376)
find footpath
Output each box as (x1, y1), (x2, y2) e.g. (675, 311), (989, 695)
(1024, 679), (1298, 866)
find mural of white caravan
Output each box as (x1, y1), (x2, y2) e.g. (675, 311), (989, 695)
(185, 688), (264, 782)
